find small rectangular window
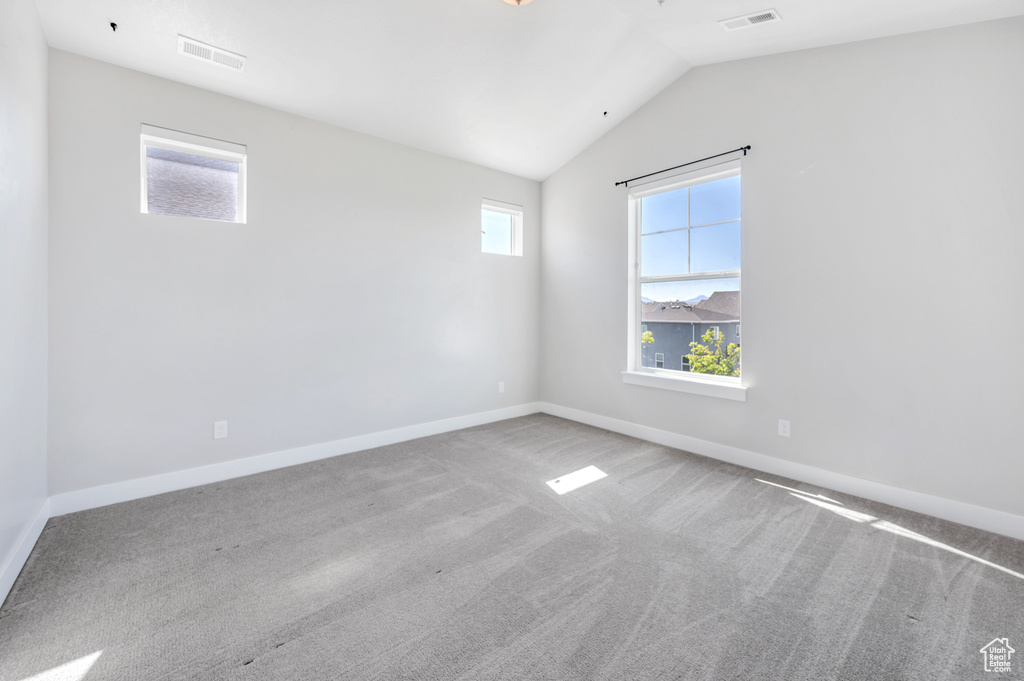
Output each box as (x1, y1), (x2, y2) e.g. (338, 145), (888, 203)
(681, 355), (690, 371)
(736, 324), (741, 338)
(481, 198), (523, 256)
(141, 124), (247, 223)
(655, 353), (664, 368)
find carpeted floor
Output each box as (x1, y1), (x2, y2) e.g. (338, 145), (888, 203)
(2, 414), (1023, 680)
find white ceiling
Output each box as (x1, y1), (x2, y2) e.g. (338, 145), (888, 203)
(34, 0), (1024, 180)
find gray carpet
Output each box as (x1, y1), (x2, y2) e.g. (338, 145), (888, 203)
(2, 414), (1023, 680)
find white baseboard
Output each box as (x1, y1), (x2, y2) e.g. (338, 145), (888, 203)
(537, 402), (1024, 541)
(0, 499), (50, 606)
(49, 402), (543, 517)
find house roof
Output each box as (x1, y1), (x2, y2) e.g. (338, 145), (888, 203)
(642, 290), (739, 323)
(695, 291), (739, 316)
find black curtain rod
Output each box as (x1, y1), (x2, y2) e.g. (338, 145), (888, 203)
(615, 145), (751, 187)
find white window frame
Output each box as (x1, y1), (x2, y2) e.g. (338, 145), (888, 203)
(481, 198), (523, 256)
(622, 158), (746, 402)
(655, 352), (664, 368)
(141, 124), (247, 223)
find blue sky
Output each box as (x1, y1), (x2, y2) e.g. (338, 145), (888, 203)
(481, 210), (512, 255)
(642, 278), (740, 303)
(640, 175), (740, 301)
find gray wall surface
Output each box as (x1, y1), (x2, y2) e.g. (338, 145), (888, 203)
(540, 18), (1024, 516)
(0, 0), (49, 572)
(48, 50), (540, 495)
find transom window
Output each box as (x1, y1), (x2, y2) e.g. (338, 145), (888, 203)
(628, 161), (742, 383)
(481, 198), (523, 256)
(141, 124), (247, 223)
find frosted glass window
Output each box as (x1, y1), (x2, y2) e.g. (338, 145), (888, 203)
(146, 148), (239, 222)
(141, 126), (246, 223)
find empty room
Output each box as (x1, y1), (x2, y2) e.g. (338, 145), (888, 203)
(2, 0), (1023, 678)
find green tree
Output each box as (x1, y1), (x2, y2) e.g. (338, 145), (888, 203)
(641, 330), (655, 345)
(686, 329), (740, 377)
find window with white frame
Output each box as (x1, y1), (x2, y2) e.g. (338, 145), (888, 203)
(141, 124), (247, 223)
(481, 199), (523, 256)
(628, 161), (742, 384)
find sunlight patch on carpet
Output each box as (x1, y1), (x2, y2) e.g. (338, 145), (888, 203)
(786, 493), (1024, 580)
(19, 651), (102, 681)
(547, 465), (607, 495)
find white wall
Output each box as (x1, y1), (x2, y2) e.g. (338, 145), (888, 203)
(540, 18), (1024, 517)
(0, 0), (49, 585)
(48, 50), (540, 495)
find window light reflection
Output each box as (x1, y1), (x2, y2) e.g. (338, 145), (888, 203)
(547, 465), (607, 495)
(755, 478), (844, 505)
(19, 651), (102, 681)
(783, 490), (1024, 581)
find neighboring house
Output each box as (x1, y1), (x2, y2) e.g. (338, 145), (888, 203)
(641, 291), (740, 372)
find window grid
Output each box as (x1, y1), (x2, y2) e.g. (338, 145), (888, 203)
(629, 161), (742, 382)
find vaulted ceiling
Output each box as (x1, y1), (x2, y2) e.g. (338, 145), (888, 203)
(34, 0), (1024, 180)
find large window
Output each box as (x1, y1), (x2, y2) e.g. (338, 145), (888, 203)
(626, 160), (742, 397)
(141, 124), (247, 223)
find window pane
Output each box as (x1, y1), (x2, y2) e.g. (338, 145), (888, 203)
(689, 221), (740, 273)
(481, 209), (512, 255)
(640, 187), (687, 234)
(640, 278), (740, 377)
(641, 230), (688, 277)
(689, 175), (740, 227)
(641, 278), (739, 304)
(146, 147), (239, 222)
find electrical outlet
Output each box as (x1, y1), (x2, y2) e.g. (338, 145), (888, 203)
(213, 421), (228, 439)
(498, 381), (505, 394)
(778, 419), (791, 437)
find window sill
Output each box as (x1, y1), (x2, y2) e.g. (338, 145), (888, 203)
(621, 370), (747, 402)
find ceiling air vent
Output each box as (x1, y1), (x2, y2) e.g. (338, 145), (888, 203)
(719, 8), (781, 31)
(177, 35), (246, 72)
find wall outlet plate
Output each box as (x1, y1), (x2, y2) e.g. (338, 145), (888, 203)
(778, 419), (791, 437)
(214, 421), (228, 439)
